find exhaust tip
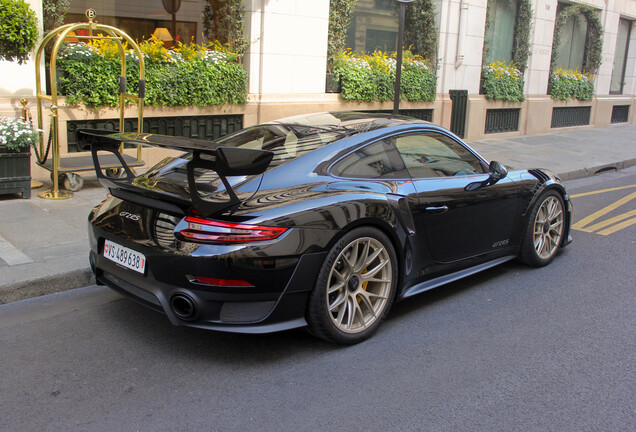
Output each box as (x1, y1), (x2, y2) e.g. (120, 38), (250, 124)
(170, 294), (198, 321)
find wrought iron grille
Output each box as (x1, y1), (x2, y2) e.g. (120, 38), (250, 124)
(371, 109), (433, 122)
(66, 114), (244, 153)
(484, 108), (520, 134)
(551, 107), (591, 128)
(611, 105), (630, 124)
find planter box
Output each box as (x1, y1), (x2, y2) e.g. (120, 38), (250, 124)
(0, 147), (31, 199)
(325, 73), (341, 93)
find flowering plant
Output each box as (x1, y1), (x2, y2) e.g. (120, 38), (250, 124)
(0, 117), (39, 152)
(333, 49), (436, 102)
(482, 61), (525, 102)
(549, 68), (594, 101)
(56, 38), (247, 107)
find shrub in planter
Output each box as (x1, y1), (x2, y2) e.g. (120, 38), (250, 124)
(334, 50), (436, 103)
(0, 117), (39, 198)
(0, 0), (39, 64)
(482, 61), (525, 102)
(549, 68), (594, 101)
(57, 38), (248, 108)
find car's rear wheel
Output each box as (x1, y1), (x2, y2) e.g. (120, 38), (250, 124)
(519, 190), (565, 267)
(307, 227), (397, 344)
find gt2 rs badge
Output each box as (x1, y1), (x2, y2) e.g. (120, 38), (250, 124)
(119, 211), (140, 221)
(492, 239), (509, 248)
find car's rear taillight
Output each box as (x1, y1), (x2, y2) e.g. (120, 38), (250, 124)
(193, 276), (254, 287)
(178, 216), (287, 244)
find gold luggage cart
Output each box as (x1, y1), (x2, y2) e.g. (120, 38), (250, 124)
(34, 9), (146, 199)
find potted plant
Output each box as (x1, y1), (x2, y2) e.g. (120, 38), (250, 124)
(0, 0), (39, 65)
(0, 117), (38, 199)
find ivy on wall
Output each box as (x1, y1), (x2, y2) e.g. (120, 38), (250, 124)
(0, 0), (39, 64)
(550, 3), (603, 75)
(202, 0), (247, 55)
(42, 0), (70, 35)
(327, 0), (358, 72)
(512, 0), (532, 72)
(402, 0), (438, 65)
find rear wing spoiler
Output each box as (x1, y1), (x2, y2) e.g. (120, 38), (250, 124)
(78, 129), (274, 216)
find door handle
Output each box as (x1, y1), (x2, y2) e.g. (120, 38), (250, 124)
(424, 205), (448, 214)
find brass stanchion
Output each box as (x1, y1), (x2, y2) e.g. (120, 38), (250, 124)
(37, 105), (72, 199)
(20, 98), (44, 189)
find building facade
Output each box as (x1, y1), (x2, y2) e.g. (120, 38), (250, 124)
(0, 0), (634, 179)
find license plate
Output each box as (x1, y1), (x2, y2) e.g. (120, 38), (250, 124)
(103, 239), (146, 274)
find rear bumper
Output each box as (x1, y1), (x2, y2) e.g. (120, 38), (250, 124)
(92, 248), (327, 333)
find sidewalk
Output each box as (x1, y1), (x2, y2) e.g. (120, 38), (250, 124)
(1, 123), (635, 303)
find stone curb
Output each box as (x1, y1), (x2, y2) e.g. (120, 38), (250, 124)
(558, 158), (636, 181)
(0, 268), (93, 305)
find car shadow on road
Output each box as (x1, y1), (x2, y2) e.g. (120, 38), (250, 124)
(100, 259), (538, 364)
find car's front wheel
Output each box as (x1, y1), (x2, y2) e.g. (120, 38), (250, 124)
(307, 227), (398, 344)
(519, 190), (565, 266)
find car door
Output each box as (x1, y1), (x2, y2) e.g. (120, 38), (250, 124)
(392, 130), (520, 264)
(330, 137), (437, 286)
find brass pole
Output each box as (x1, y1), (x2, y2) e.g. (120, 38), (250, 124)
(37, 104), (71, 199)
(21, 98), (44, 189)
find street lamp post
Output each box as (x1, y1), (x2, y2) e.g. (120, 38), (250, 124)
(393, 0), (414, 115)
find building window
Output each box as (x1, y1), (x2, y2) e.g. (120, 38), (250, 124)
(346, 0), (398, 52)
(365, 29), (398, 52)
(553, 3), (587, 71)
(374, 0), (394, 11)
(483, 0), (517, 64)
(610, 18), (632, 94)
(63, 0), (200, 45)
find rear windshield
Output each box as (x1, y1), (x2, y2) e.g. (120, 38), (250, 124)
(214, 124), (351, 168)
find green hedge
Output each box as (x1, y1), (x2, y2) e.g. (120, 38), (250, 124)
(334, 50), (436, 102)
(57, 40), (248, 108)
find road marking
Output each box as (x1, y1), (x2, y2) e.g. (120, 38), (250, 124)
(572, 189), (636, 236)
(570, 184), (636, 198)
(597, 217), (636, 235)
(580, 209), (636, 232)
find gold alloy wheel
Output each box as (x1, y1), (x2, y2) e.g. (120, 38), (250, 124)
(326, 237), (392, 334)
(533, 196), (564, 260)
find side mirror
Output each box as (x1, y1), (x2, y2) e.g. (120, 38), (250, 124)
(488, 160), (508, 183)
(465, 161), (508, 191)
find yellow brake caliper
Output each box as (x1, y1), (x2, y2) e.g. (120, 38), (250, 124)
(358, 268), (368, 303)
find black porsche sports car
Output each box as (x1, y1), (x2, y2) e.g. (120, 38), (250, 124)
(83, 112), (572, 344)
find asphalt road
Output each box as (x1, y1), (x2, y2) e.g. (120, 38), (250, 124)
(1, 168), (634, 432)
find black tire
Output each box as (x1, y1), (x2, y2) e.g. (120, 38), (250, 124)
(306, 226), (398, 344)
(519, 190), (566, 267)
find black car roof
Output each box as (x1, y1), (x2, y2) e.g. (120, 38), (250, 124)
(270, 111), (431, 136)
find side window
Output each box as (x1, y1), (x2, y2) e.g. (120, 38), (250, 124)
(394, 133), (487, 178)
(333, 139), (409, 179)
